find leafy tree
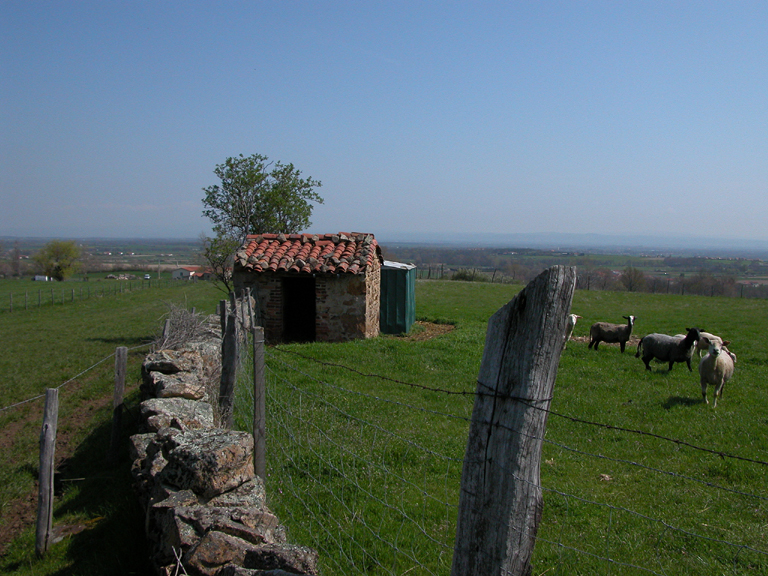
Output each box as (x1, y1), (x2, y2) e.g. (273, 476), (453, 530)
(199, 233), (239, 293)
(201, 154), (323, 292)
(620, 265), (646, 292)
(33, 240), (81, 281)
(202, 153), (323, 241)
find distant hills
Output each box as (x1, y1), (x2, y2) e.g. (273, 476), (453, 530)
(376, 232), (768, 259)
(5, 232), (768, 260)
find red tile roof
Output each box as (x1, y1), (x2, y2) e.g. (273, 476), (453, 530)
(234, 232), (381, 275)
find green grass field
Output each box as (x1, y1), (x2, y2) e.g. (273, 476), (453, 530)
(1, 274), (767, 575)
(235, 278), (768, 575)
(0, 278), (222, 574)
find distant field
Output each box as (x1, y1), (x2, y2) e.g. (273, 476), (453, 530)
(0, 275), (210, 314)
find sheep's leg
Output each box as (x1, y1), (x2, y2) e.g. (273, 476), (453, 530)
(685, 358), (692, 372)
(714, 380), (725, 408)
(701, 382), (709, 404)
(619, 341), (626, 353)
(668, 361), (674, 371)
(643, 357), (652, 371)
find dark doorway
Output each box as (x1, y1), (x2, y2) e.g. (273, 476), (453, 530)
(282, 276), (316, 342)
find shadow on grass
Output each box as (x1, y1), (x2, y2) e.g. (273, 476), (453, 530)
(0, 397), (152, 575)
(85, 335), (154, 347)
(663, 396), (703, 410)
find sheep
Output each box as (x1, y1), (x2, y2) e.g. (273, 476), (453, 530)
(564, 314), (582, 348)
(588, 315), (636, 352)
(635, 327), (701, 371)
(676, 331), (737, 363)
(699, 337), (735, 407)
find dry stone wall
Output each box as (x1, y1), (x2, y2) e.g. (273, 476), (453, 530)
(130, 314), (318, 576)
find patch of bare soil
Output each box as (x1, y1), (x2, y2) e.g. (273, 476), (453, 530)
(401, 321), (455, 341)
(570, 335), (642, 348)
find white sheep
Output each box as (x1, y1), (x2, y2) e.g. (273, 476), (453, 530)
(635, 327), (701, 372)
(588, 315), (636, 353)
(694, 331), (724, 357)
(564, 314), (582, 348)
(677, 331), (737, 363)
(699, 338), (735, 407)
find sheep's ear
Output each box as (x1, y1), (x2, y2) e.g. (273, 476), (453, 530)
(723, 340), (731, 346)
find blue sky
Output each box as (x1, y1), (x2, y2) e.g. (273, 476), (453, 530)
(2, 1), (767, 242)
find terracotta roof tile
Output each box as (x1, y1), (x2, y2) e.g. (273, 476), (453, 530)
(234, 232), (381, 275)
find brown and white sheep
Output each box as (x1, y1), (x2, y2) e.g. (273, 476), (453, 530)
(588, 315), (636, 353)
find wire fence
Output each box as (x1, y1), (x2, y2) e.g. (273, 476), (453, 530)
(0, 278), (186, 314)
(231, 332), (768, 575)
(0, 343), (151, 414)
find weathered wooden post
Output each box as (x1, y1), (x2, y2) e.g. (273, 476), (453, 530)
(35, 388), (59, 557)
(162, 318), (172, 345)
(107, 346), (128, 463)
(451, 265), (576, 576)
(253, 326), (266, 481)
(219, 294), (239, 428)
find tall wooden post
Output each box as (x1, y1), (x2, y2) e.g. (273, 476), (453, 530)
(107, 347), (128, 463)
(219, 294), (238, 428)
(35, 388), (59, 557)
(253, 326), (266, 481)
(451, 266), (576, 576)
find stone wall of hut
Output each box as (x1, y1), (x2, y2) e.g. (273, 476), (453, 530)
(234, 257), (381, 343)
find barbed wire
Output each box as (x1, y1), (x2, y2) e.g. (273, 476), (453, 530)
(270, 346), (768, 468)
(267, 347), (768, 505)
(238, 342), (768, 575)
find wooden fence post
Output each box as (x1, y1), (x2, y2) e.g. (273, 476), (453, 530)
(107, 346), (128, 463)
(219, 295), (238, 428)
(35, 388), (59, 557)
(253, 326), (266, 481)
(451, 265), (576, 576)
(162, 318), (172, 344)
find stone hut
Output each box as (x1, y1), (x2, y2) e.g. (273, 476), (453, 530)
(233, 232), (383, 343)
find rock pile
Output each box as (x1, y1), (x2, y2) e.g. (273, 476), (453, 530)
(130, 315), (318, 575)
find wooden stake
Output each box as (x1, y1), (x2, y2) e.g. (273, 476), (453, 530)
(451, 266), (576, 576)
(35, 388), (59, 557)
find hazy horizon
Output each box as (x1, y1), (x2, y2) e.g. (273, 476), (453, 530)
(6, 230), (768, 261)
